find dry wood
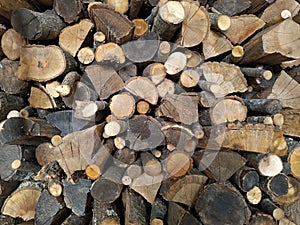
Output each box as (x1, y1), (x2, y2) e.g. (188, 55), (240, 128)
(209, 13), (231, 31)
(213, 0), (251, 16)
(186, 51), (202, 68)
(179, 2), (210, 47)
(288, 146), (300, 179)
(223, 45), (245, 63)
(114, 147), (137, 166)
(142, 63), (166, 85)
(107, 0), (129, 14)
(136, 101), (150, 115)
(61, 212), (92, 225)
(122, 188), (148, 225)
(156, 93), (198, 125)
(195, 183), (251, 225)
(95, 42), (125, 64)
(104, 120), (127, 137)
(260, 0), (300, 27)
(241, 67), (272, 81)
(125, 159), (143, 179)
(202, 30), (232, 60)
(63, 179), (91, 216)
(130, 173), (164, 204)
(29, 86), (56, 109)
(198, 91), (218, 108)
(93, 200), (120, 225)
(164, 51), (187, 75)
(132, 19), (149, 38)
(267, 71), (300, 109)
(109, 92), (135, 119)
(114, 137), (126, 150)
(11, 9), (66, 40)
(152, 1), (185, 41)
(247, 0), (274, 14)
(223, 14), (265, 44)
(140, 152), (162, 176)
(85, 64), (124, 100)
(263, 173), (289, 197)
(150, 197), (167, 225)
(260, 198), (285, 221)
(156, 78), (175, 98)
(160, 173), (207, 207)
(157, 41), (171, 62)
(241, 19), (300, 65)
(198, 80), (223, 98)
(283, 197), (300, 225)
(93, 31), (106, 49)
(246, 186), (262, 205)
(54, 0), (82, 23)
(118, 63), (137, 81)
(0, 0), (35, 19)
(281, 109), (300, 138)
(85, 164), (101, 180)
(243, 99), (282, 115)
(74, 100), (107, 120)
(250, 213), (276, 225)
(57, 71), (81, 98)
(1, 28), (25, 60)
(180, 69), (200, 88)
(0, 180), (19, 209)
(59, 19), (94, 57)
(89, 3), (134, 44)
(258, 154), (283, 176)
(45, 81), (60, 98)
(1, 187), (42, 221)
(0, 92), (24, 121)
(48, 182), (63, 197)
(129, 0), (144, 19)
(51, 135), (62, 147)
(77, 47), (94, 65)
(164, 151), (192, 178)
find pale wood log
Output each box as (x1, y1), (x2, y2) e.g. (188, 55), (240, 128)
(288, 146), (300, 179)
(213, 0), (251, 16)
(95, 42), (125, 64)
(164, 51), (187, 75)
(241, 67), (272, 81)
(223, 45), (245, 63)
(1, 29), (25, 60)
(109, 92), (136, 119)
(180, 69), (200, 88)
(258, 154), (283, 177)
(209, 13), (231, 31)
(29, 86), (56, 109)
(267, 71), (300, 109)
(107, 0), (129, 14)
(152, 1), (185, 41)
(136, 101), (150, 115)
(45, 81), (60, 98)
(247, 0), (275, 14)
(156, 78), (175, 98)
(11, 9), (66, 40)
(77, 47), (94, 65)
(125, 159), (143, 179)
(48, 182), (63, 197)
(93, 31), (106, 49)
(281, 109), (300, 138)
(104, 120), (127, 137)
(57, 71), (81, 98)
(140, 152), (162, 176)
(186, 51), (202, 68)
(133, 19), (149, 38)
(246, 186), (262, 205)
(53, 0), (83, 23)
(231, 166), (259, 192)
(223, 14), (265, 44)
(143, 63), (166, 85)
(74, 100), (107, 120)
(164, 151), (192, 178)
(35, 143), (56, 166)
(260, 198), (285, 221)
(157, 40), (171, 62)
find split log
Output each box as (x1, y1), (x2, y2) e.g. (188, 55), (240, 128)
(89, 3), (135, 44)
(132, 19), (149, 38)
(213, 0), (251, 16)
(167, 201), (202, 225)
(1, 186), (42, 221)
(200, 62), (248, 96)
(267, 71), (300, 109)
(288, 146), (300, 179)
(109, 93), (136, 119)
(93, 200), (120, 225)
(243, 99), (282, 115)
(107, 0), (129, 14)
(164, 51), (187, 75)
(0, 180), (19, 209)
(156, 93), (198, 125)
(241, 19), (300, 65)
(118, 63), (137, 81)
(150, 197), (167, 225)
(125, 115), (165, 151)
(63, 179), (91, 216)
(281, 109), (300, 138)
(142, 63), (166, 85)
(160, 173), (207, 207)
(122, 32), (159, 63)
(164, 151), (192, 178)
(114, 147), (137, 165)
(18, 45), (76, 82)
(152, 1), (185, 41)
(90, 165), (123, 203)
(223, 14), (265, 44)
(45, 81), (60, 98)
(61, 212), (92, 225)
(195, 183), (251, 225)
(74, 100), (107, 121)
(198, 91), (218, 108)
(179, 2), (210, 47)
(35, 189), (68, 225)
(11, 9), (66, 40)
(122, 188), (148, 225)
(0, 117), (60, 146)
(53, 0), (83, 23)
(260, 198), (285, 221)
(0, 92), (24, 121)
(129, 0), (144, 19)
(1, 29), (25, 60)
(272, 176), (300, 204)
(29, 86), (56, 109)
(59, 19), (94, 57)
(180, 69), (200, 88)
(130, 173), (164, 204)
(95, 42), (125, 64)
(260, 0), (300, 27)
(85, 65), (124, 100)
(202, 30), (233, 60)
(0, 144), (22, 181)
(209, 97), (248, 124)
(209, 13), (231, 32)
(156, 78), (175, 98)
(0, 0), (35, 19)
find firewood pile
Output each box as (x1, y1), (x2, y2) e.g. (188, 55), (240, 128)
(0, 0), (300, 224)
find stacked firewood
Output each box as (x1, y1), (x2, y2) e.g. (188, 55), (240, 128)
(0, 0), (300, 224)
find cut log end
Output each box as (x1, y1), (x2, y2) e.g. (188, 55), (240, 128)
(55, 84), (71, 97)
(77, 47), (95, 65)
(218, 15), (231, 31)
(85, 164), (101, 180)
(246, 186), (262, 205)
(48, 182), (62, 197)
(281, 10), (292, 19)
(159, 1), (185, 25)
(258, 154), (283, 177)
(232, 45), (244, 58)
(11, 159), (21, 170)
(51, 135), (62, 147)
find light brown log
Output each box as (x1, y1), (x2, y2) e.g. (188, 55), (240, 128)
(179, 2), (210, 47)
(1, 29), (25, 60)
(152, 1), (185, 41)
(77, 47), (94, 65)
(157, 41), (171, 62)
(180, 69), (200, 88)
(109, 93), (135, 119)
(132, 18), (149, 38)
(114, 137), (126, 150)
(48, 182), (63, 197)
(209, 13), (231, 31)
(202, 30), (233, 60)
(164, 151), (192, 178)
(136, 101), (150, 115)
(164, 52), (187, 75)
(51, 135), (62, 147)
(143, 63), (166, 85)
(125, 159), (142, 179)
(186, 51), (202, 68)
(104, 120), (127, 137)
(57, 71), (81, 99)
(85, 164), (101, 180)
(107, 0), (129, 14)
(95, 42), (125, 64)
(59, 19), (94, 57)
(29, 86), (56, 109)
(198, 80), (223, 98)
(288, 146), (300, 179)
(45, 81), (60, 98)
(156, 78), (175, 98)
(140, 152), (162, 176)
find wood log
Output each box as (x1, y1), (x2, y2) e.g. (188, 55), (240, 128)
(164, 51), (187, 75)
(223, 45), (245, 63)
(0, 117), (60, 146)
(179, 2), (210, 47)
(132, 19), (149, 38)
(109, 93), (135, 119)
(57, 71), (81, 98)
(232, 166), (260, 192)
(104, 120), (127, 137)
(1, 29), (25, 60)
(152, 1), (185, 41)
(122, 188), (148, 225)
(90, 165), (123, 203)
(11, 9), (66, 40)
(241, 19), (300, 65)
(243, 98), (282, 115)
(107, 0), (129, 14)
(29, 86), (56, 109)
(118, 63), (137, 81)
(53, 0), (83, 23)
(140, 152), (162, 176)
(157, 41), (171, 62)
(136, 101), (150, 115)
(180, 69), (200, 88)
(260, 198), (285, 221)
(160, 173), (207, 207)
(89, 3), (134, 44)
(95, 42), (125, 64)
(247, 0), (275, 14)
(247, 116), (273, 125)
(260, 0), (300, 27)
(77, 46), (95, 64)
(195, 183), (251, 225)
(262, 173), (289, 197)
(74, 100), (107, 121)
(0, 92), (24, 121)
(167, 201), (202, 225)
(0, 180), (19, 209)
(164, 151), (192, 178)
(150, 197), (167, 225)
(272, 176), (300, 205)
(125, 159), (143, 180)
(288, 146), (300, 179)
(142, 63), (166, 85)
(213, 0), (251, 16)
(246, 186), (262, 205)
(85, 65), (124, 100)
(114, 147), (137, 166)
(129, 0), (144, 19)
(258, 154), (283, 177)
(61, 212), (92, 225)
(156, 78), (175, 98)
(1, 186), (42, 221)
(281, 109), (300, 138)
(156, 93), (198, 125)
(93, 31), (106, 49)
(63, 179), (91, 216)
(35, 189), (69, 225)
(241, 67), (273, 81)
(284, 197), (300, 225)
(223, 14), (265, 44)
(93, 200), (120, 225)
(125, 115), (165, 151)
(0, 0), (35, 19)
(0, 144), (22, 181)
(35, 143), (56, 166)
(209, 13), (231, 32)
(267, 71), (300, 109)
